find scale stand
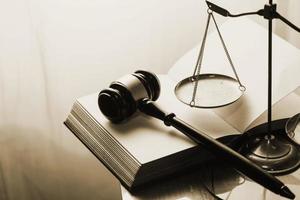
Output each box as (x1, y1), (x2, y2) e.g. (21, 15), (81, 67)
(207, 0), (300, 174)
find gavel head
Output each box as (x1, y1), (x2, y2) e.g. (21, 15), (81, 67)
(98, 70), (160, 123)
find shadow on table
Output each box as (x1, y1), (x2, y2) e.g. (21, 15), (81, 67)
(128, 161), (243, 200)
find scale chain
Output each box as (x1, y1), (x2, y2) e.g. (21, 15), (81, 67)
(190, 10), (245, 107)
(211, 13), (245, 91)
(190, 12), (212, 106)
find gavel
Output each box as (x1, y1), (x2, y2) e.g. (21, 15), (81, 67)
(97, 70), (295, 199)
(98, 70), (160, 123)
(97, 70), (234, 156)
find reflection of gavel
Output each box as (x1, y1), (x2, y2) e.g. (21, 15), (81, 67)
(98, 70), (294, 199)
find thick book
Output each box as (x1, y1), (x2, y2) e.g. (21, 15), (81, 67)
(64, 18), (300, 191)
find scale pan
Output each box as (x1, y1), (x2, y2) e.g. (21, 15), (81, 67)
(286, 113), (300, 145)
(174, 73), (245, 108)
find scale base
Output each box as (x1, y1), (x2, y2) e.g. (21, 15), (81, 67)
(238, 119), (300, 175)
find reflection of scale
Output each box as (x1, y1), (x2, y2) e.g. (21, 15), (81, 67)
(175, 1), (300, 174)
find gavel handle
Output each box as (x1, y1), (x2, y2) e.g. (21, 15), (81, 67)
(137, 99), (292, 198)
(138, 99), (243, 160)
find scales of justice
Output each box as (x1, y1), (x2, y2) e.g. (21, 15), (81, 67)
(175, 0), (300, 174)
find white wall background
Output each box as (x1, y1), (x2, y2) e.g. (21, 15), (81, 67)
(33, 0), (300, 80)
(274, 0), (300, 48)
(1, 0), (298, 87)
(0, 0), (299, 89)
